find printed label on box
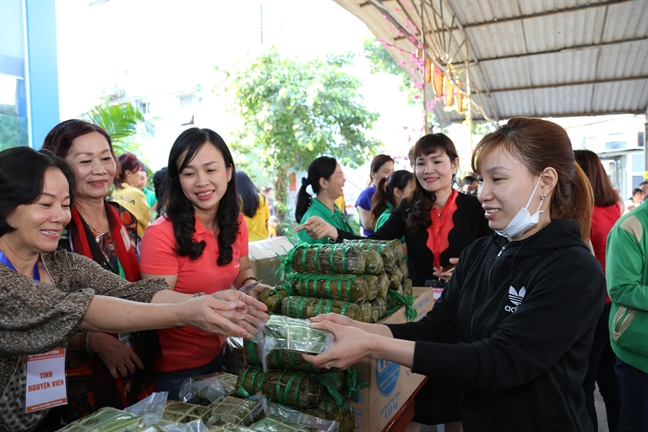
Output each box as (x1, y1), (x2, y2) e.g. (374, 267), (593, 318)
(376, 359), (400, 397)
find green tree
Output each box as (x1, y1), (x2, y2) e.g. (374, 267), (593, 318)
(218, 48), (381, 222)
(82, 102), (157, 154)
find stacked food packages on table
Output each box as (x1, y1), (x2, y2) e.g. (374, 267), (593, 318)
(59, 239), (414, 432)
(252, 239), (416, 431)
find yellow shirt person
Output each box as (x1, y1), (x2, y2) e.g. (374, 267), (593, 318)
(243, 193), (271, 242)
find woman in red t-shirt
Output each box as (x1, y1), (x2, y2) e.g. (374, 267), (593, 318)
(575, 149), (622, 432)
(140, 128), (266, 401)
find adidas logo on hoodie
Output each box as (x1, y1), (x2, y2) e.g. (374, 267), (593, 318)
(505, 286), (526, 313)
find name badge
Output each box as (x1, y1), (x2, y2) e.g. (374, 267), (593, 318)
(25, 348), (67, 413)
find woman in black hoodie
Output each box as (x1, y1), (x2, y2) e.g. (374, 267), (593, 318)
(301, 117), (605, 432)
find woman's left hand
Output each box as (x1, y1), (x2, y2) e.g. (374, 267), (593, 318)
(301, 320), (374, 370)
(242, 282), (268, 299)
(212, 290), (269, 334)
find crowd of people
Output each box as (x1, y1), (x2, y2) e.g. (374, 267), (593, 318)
(0, 117), (646, 432)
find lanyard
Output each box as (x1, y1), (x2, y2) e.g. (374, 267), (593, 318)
(0, 251), (40, 281)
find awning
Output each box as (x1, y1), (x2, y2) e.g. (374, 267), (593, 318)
(333, 0), (648, 125)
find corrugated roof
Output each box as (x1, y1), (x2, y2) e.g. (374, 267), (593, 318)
(333, 0), (648, 125)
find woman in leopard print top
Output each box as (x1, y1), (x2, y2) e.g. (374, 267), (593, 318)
(0, 147), (268, 431)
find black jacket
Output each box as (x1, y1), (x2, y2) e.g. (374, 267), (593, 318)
(388, 219), (605, 432)
(337, 192), (492, 286)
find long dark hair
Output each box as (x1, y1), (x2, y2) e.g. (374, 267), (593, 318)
(368, 154), (394, 184)
(472, 117), (594, 241)
(236, 171), (260, 218)
(165, 128), (239, 266)
(295, 156), (337, 222)
(574, 150), (620, 207)
(405, 134), (459, 235)
(41, 119), (120, 179)
(370, 170), (413, 229)
(0, 147), (76, 237)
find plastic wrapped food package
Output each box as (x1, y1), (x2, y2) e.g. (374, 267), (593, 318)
(248, 415), (316, 432)
(58, 407), (140, 431)
(209, 396), (264, 426)
(258, 315), (334, 367)
(303, 397), (355, 432)
(264, 403), (339, 432)
(162, 401), (212, 424)
(245, 340), (319, 374)
(179, 372), (238, 403)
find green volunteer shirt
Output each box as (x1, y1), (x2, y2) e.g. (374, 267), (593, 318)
(298, 197), (354, 244)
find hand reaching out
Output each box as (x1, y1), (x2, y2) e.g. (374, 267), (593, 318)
(210, 290), (269, 336)
(302, 320), (374, 370)
(294, 216), (338, 241)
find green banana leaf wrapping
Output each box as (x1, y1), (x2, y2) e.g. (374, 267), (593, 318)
(289, 274), (356, 302)
(360, 302), (372, 323)
(387, 272), (402, 289)
(288, 273), (372, 304)
(371, 297), (388, 323)
(237, 368), (344, 411)
(362, 274), (381, 301)
(372, 273), (389, 299)
(237, 366), (266, 397)
(386, 290), (417, 321)
(402, 278), (413, 296)
(281, 296), (363, 321)
(59, 407), (139, 431)
(162, 401), (212, 424)
(288, 244), (367, 275)
(249, 415), (316, 432)
(261, 315), (334, 355)
(210, 396), (264, 426)
(388, 267), (404, 287)
(343, 239), (403, 272)
(246, 340), (345, 382)
(259, 285), (295, 314)
(398, 260), (409, 280)
(303, 397), (356, 432)
(262, 370), (325, 409)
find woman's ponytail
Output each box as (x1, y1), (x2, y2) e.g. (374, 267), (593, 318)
(295, 180), (312, 223)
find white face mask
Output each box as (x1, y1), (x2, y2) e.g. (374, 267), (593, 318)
(495, 176), (545, 239)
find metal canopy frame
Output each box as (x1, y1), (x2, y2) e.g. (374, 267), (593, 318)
(335, 0), (648, 126)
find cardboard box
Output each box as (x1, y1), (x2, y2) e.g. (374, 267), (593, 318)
(247, 237), (294, 286)
(350, 287), (434, 431)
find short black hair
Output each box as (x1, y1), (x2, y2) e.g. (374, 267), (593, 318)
(461, 175), (478, 187)
(641, 181), (648, 186)
(0, 147), (76, 237)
